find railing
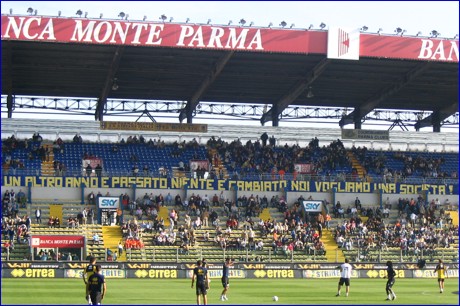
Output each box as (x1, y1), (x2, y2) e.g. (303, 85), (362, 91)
(100, 247), (459, 263)
(126, 247), (329, 263)
(5, 246), (457, 264)
(343, 248), (458, 263)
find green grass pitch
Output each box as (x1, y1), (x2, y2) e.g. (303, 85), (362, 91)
(1, 278), (458, 304)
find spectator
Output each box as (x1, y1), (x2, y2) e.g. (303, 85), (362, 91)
(143, 165), (149, 176)
(132, 165), (139, 177)
(85, 163), (93, 177)
(95, 164), (103, 177)
(73, 133), (83, 143)
(17, 189), (26, 208)
(35, 208), (42, 224)
(260, 132), (268, 147)
(93, 233), (101, 244)
(88, 192), (96, 205)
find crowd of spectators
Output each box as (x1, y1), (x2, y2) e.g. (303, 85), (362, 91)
(332, 199), (457, 262)
(1, 214), (31, 251)
(206, 136), (352, 181)
(2, 132), (458, 183)
(353, 145), (456, 182)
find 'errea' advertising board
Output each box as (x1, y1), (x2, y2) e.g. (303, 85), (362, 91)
(98, 197), (120, 209)
(302, 200), (323, 212)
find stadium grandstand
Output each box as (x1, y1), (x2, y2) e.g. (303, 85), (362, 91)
(1, 13), (458, 281)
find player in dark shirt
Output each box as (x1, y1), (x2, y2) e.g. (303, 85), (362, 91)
(220, 257), (233, 301)
(83, 257), (97, 304)
(191, 260), (209, 305)
(87, 265), (106, 305)
(385, 261), (397, 300)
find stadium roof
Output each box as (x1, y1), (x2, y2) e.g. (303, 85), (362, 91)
(1, 15), (458, 130)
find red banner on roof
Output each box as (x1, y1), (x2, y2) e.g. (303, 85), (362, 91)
(0, 15), (324, 54)
(1, 16), (457, 62)
(31, 235), (85, 248)
(360, 34), (458, 62)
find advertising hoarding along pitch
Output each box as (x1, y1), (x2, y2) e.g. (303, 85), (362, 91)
(30, 235), (85, 248)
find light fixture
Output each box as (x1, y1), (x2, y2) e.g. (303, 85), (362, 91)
(76, 9), (83, 17)
(361, 25), (368, 31)
(308, 24), (314, 30)
(319, 22), (326, 29)
(268, 22), (273, 28)
(125, 14), (129, 20)
(279, 21), (287, 28)
(416, 31), (422, 36)
(58, 10), (61, 17)
(169, 17), (174, 22)
(454, 34), (459, 39)
(118, 12), (126, 19)
(290, 23), (295, 28)
(307, 87), (314, 98)
(99, 13), (103, 18)
(143, 15), (147, 21)
(377, 28), (383, 35)
(84, 12), (88, 18)
(430, 30), (439, 37)
(160, 14), (167, 22)
(395, 27), (403, 34)
(249, 21), (254, 27)
(112, 78), (119, 91)
(185, 17), (190, 23)
(239, 18), (246, 26)
(34, 9), (38, 15)
(9, 8), (12, 15)
(207, 19), (211, 24)
(228, 20), (233, 26)
(27, 7), (33, 15)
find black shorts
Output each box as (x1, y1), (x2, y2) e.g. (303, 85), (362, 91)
(339, 277), (350, 286)
(89, 292), (102, 305)
(196, 283), (207, 296)
(438, 278), (445, 282)
(386, 278), (395, 289)
(222, 276), (229, 288)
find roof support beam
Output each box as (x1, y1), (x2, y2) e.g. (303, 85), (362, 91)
(339, 62), (431, 128)
(414, 102), (458, 132)
(179, 51), (234, 123)
(260, 58), (329, 126)
(95, 46), (124, 121)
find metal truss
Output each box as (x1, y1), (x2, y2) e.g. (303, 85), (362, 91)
(1, 95), (458, 129)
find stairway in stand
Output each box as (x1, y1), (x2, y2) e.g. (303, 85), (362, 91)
(102, 226), (126, 261)
(346, 151), (368, 181)
(209, 148), (229, 179)
(322, 229), (345, 263)
(446, 211), (458, 226)
(41, 144), (55, 176)
(258, 208), (271, 221)
(159, 206), (170, 227)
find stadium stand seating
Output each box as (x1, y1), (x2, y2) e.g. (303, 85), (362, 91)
(1, 120), (458, 263)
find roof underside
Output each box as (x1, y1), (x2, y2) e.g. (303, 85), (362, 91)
(2, 40), (458, 123)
